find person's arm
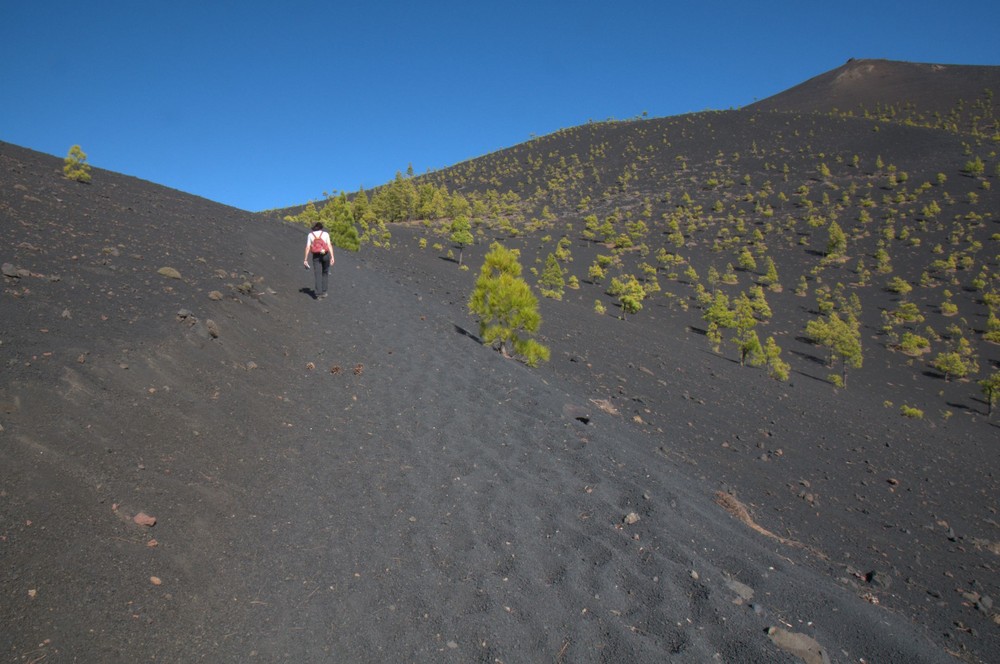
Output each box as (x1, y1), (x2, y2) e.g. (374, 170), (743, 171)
(303, 235), (311, 267)
(326, 233), (335, 264)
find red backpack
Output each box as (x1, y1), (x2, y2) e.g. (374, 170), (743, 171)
(310, 231), (327, 254)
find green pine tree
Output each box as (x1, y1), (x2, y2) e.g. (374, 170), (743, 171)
(468, 243), (550, 366)
(980, 372), (1000, 418)
(449, 216), (474, 265)
(805, 309), (863, 387)
(763, 337), (790, 380)
(63, 145), (91, 183)
(538, 253), (565, 300)
(826, 220), (847, 259)
(732, 293), (763, 366)
(609, 275), (646, 320)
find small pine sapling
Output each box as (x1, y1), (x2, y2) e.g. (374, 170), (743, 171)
(763, 337), (790, 380)
(63, 145), (92, 183)
(538, 253), (565, 300)
(449, 216), (474, 265)
(980, 372), (1000, 418)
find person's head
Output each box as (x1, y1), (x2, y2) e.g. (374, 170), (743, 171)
(312, 222), (324, 231)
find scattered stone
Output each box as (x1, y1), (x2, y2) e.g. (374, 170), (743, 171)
(725, 576), (755, 604)
(27, 589), (37, 599)
(976, 595), (993, 613)
(590, 398), (618, 415)
(150, 576), (162, 586)
(133, 512), (156, 527)
(866, 570), (892, 589)
(245, 361), (258, 371)
(305, 362), (316, 371)
(205, 320), (220, 338)
(208, 290), (223, 301)
(623, 512), (640, 525)
(147, 539), (158, 548)
(767, 627), (830, 664)
(2, 263), (20, 278)
(176, 309), (194, 320)
(61, 309), (72, 319)
(157, 267), (182, 279)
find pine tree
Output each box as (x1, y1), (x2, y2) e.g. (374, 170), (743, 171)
(352, 187), (371, 223)
(538, 253), (565, 300)
(980, 372), (1000, 417)
(984, 312), (1000, 343)
(805, 310), (863, 386)
(760, 256), (780, 289)
(703, 292), (734, 329)
(324, 193), (361, 251)
(749, 285), (772, 321)
(468, 243), (549, 366)
(609, 275), (645, 320)
(588, 261), (606, 284)
(731, 292), (763, 366)
(830, 312), (863, 387)
(449, 216), (474, 265)
(63, 145), (91, 183)
(931, 351), (968, 382)
(826, 220), (847, 259)
(701, 321), (720, 353)
(763, 336), (790, 380)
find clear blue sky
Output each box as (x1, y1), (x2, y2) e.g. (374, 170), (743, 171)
(3, 1), (998, 212)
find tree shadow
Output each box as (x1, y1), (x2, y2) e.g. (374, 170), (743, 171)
(789, 348), (827, 366)
(697, 347), (739, 365)
(792, 369), (835, 385)
(453, 324), (481, 343)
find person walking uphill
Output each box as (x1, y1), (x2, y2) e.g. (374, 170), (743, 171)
(304, 222), (335, 299)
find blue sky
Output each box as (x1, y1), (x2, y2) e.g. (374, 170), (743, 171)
(2, 1), (998, 212)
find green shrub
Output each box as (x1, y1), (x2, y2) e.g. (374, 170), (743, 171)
(900, 332), (930, 355)
(63, 145), (91, 183)
(467, 242), (549, 366)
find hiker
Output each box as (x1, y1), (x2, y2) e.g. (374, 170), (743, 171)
(303, 222), (334, 299)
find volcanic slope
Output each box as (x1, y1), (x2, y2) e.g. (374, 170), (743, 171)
(3, 57), (1000, 663)
(278, 59), (1000, 661)
(0, 148), (966, 663)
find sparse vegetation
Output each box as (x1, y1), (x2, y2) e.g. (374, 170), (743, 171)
(264, 64), (997, 420)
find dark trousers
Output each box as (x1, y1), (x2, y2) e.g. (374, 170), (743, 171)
(311, 252), (330, 296)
